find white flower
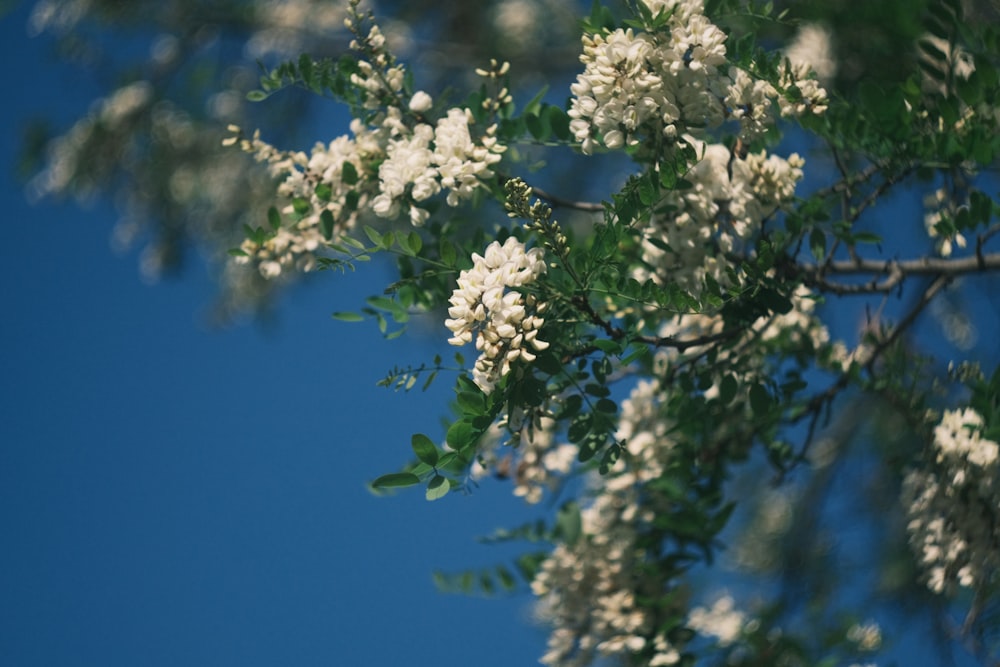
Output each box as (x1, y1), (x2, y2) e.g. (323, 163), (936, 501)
(901, 406), (1000, 596)
(408, 90), (433, 112)
(687, 595), (747, 647)
(445, 237), (547, 393)
(785, 23), (837, 85)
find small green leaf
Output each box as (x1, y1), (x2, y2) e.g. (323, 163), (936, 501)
(246, 90), (267, 102)
(363, 225), (383, 246)
(331, 311), (364, 322)
(320, 210), (335, 240)
(446, 419), (477, 451)
(810, 228), (826, 262)
(425, 475), (450, 501)
(440, 240), (457, 266)
(267, 206), (281, 230)
(411, 433), (439, 466)
(406, 231), (423, 255)
(341, 161), (359, 185)
(371, 472), (420, 489)
(718, 374), (738, 405)
(314, 182), (332, 202)
(749, 383), (772, 415)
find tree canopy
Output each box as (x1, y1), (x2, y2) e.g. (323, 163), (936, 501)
(22, 0), (1000, 664)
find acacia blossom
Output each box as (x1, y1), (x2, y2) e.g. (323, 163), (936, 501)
(445, 237), (549, 394)
(634, 138), (804, 294)
(901, 407), (1000, 595)
(568, 0), (827, 154)
(227, 121), (377, 277)
(532, 381), (684, 667)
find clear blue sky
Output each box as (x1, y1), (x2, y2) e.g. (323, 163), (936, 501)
(0, 4), (548, 665)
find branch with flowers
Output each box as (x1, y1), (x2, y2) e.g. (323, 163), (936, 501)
(221, 0), (1000, 664)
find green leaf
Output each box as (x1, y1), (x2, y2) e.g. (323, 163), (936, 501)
(525, 112), (548, 141)
(331, 311), (364, 322)
(267, 206), (281, 230)
(400, 231), (423, 256)
(522, 85), (549, 116)
(371, 472), (420, 489)
(567, 413), (593, 443)
(411, 433), (439, 466)
(342, 161), (359, 185)
(320, 210), (335, 240)
(246, 90), (267, 102)
(718, 375), (738, 404)
(425, 474), (450, 501)
(810, 228), (826, 262)
(749, 383), (772, 415)
(595, 398), (617, 413)
(440, 240), (457, 266)
(314, 182), (332, 202)
(363, 225), (383, 247)
(545, 105), (570, 141)
(446, 419), (477, 451)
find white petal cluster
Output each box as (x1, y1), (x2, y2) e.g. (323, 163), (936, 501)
(532, 494), (659, 666)
(568, 0), (827, 154)
(687, 596), (747, 647)
(923, 187), (968, 257)
(445, 237), (549, 394)
(934, 407), (999, 469)
(532, 381), (682, 667)
(228, 122), (375, 278)
(775, 59), (830, 118)
(471, 416), (577, 504)
(372, 104), (506, 227)
(901, 407), (1000, 595)
(784, 23), (837, 85)
(635, 138), (804, 294)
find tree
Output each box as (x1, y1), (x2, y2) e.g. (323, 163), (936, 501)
(22, 0), (1000, 664)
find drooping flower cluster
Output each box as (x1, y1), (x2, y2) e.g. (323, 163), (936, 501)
(901, 407), (1000, 595)
(372, 106), (505, 226)
(445, 237), (549, 394)
(531, 381), (684, 667)
(470, 415), (577, 504)
(634, 138), (804, 294)
(686, 596), (748, 647)
(567, 0), (827, 154)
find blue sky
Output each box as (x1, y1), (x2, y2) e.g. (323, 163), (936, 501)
(0, 5), (549, 665)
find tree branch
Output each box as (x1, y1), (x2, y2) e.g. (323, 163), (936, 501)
(788, 252), (1000, 294)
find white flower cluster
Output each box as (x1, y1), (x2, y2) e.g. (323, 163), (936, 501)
(532, 381), (684, 667)
(687, 595), (748, 647)
(567, 0), (827, 154)
(784, 23), (837, 85)
(445, 237), (549, 394)
(226, 122), (378, 278)
(229, 14), (507, 278)
(901, 407), (999, 595)
(846, 620), (882, 652)
(923, 186), (968, 257)
(470, 416), (577, 504)
(372, 106), (505, 226)
(635, 138), (804, 294)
